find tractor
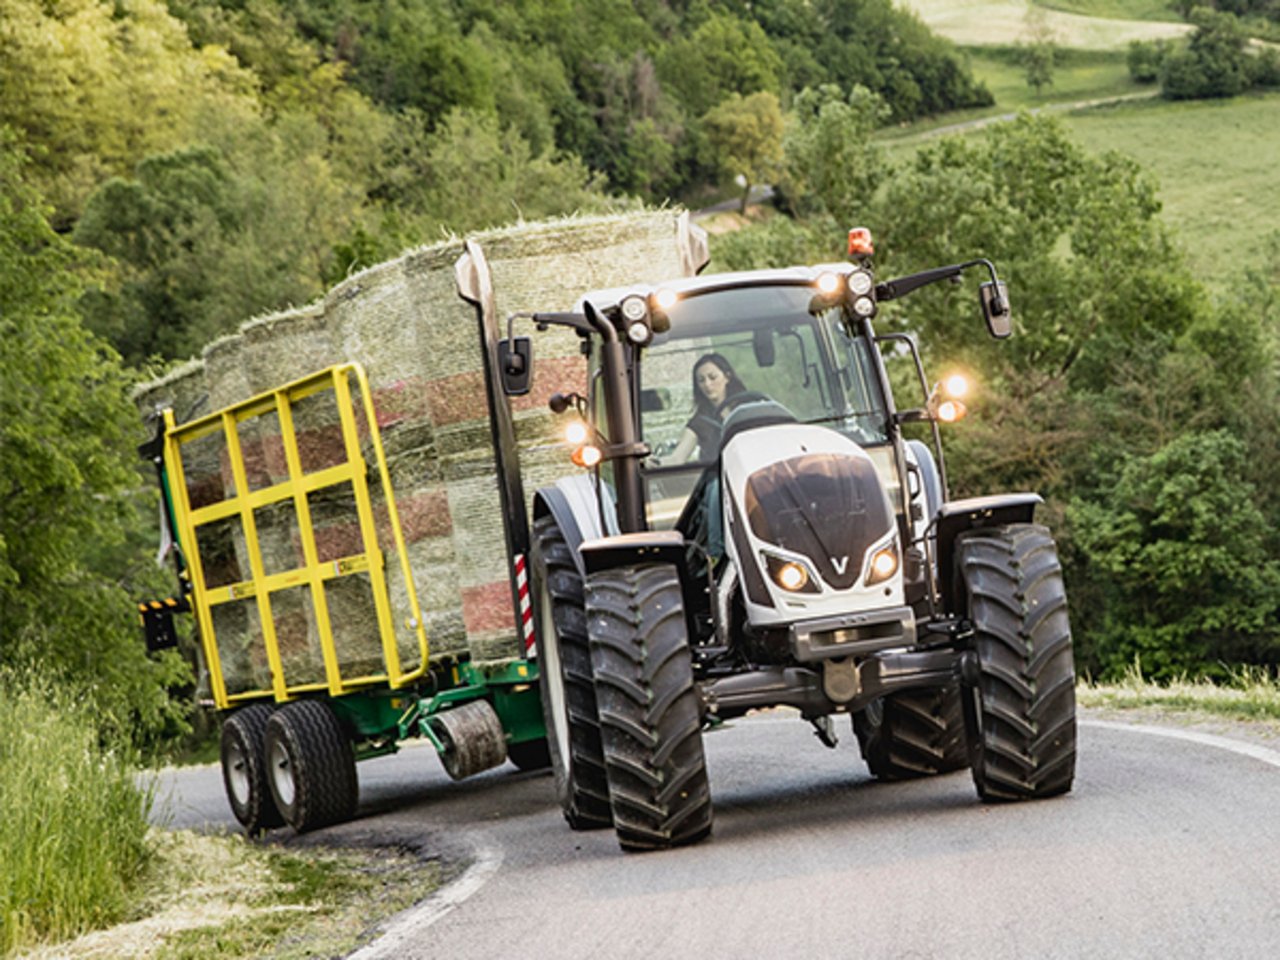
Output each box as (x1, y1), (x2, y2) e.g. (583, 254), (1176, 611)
(497, 229), (1077, 851)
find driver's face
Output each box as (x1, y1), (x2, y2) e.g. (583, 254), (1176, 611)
(695, 362), (729, 407)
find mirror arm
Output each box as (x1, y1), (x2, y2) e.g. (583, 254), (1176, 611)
(876, 258), (1001, 303)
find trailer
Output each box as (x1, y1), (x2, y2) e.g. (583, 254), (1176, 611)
(139, 362), (547, 832)
(134, 211), (709, 833)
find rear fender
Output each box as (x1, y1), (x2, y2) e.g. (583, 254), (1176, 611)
(936, 493), (1042, 613)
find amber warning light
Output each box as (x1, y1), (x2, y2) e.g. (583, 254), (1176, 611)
(848, 227), (874, 257)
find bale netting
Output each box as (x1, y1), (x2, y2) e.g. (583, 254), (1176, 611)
(133, 209), (708, 696)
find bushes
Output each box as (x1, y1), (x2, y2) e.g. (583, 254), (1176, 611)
(0, 668), (155, 954)
(1158, 10), (1267, 98)
(1068, 432), (1280, 680)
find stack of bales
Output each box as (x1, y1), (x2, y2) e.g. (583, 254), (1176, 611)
(135, 210), (708, 698)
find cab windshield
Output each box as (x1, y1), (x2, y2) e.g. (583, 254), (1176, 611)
(638, 282), (890, 526)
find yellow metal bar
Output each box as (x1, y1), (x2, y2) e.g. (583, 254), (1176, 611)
(202, 554), (373, 607)
(163, 409), (231, 710)
(163, 363), (435, 705)
(187, 463), (360, 525)
(332, 369), (404, 685)
(350, 365), (430, 685)
(276, 388), (346, 698)
(220, 407), (289, 702)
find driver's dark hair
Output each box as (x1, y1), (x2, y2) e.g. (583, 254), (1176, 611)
(691, 352), (747, 417)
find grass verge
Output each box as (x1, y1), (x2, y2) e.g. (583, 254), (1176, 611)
(17, 831), (444, 960)
(1, 669), (153, 955)
(1078, 665), (1280, 725)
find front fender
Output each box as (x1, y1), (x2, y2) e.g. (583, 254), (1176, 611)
(936, 493), (1042, 613)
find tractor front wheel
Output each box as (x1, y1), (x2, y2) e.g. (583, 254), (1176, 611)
(956, 523), (1076, 802)
(586, 562), (712, 852)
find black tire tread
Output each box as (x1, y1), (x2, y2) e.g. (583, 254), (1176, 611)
(586, 563), (712, 852)
(221, 703), (284, 833)
(265, 700), (358, 832)
(854, 685), (968, 780)
(958, 523), (1077, 802)
(532, 515), (612, 829)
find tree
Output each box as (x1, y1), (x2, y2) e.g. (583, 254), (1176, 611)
(1019, 6), (1058, 95)
(0, 135), (188, 745)
(0, 0), (258, 224)
(1160, 10), (1252, 99)
(655, 13), (783, 117)
(702, 92), (786, 213)
(782, 84), (889, 225)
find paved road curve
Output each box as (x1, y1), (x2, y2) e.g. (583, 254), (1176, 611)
(153, 712), (1280, 960)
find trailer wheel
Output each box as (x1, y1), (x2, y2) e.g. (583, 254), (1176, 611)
(956, 523), (1076, 802)
(264, 700), (358, 832)
(507, 738), (552, 771)
(853, 685), (968, 780)
(586, 563), (713, 852)
(531, 514), (612, 829)
(221, 704), (284, 834)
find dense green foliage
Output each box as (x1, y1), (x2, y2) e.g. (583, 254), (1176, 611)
(1153, 10), (1280, 97)
(0, 137), (190, 744)
(0, 669), (154, 953)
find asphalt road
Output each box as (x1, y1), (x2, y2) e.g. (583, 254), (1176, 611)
(152, 712), (1280, 960)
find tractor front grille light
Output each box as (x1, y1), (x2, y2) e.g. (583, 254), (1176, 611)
(864, 540), (899, 586)
(763, 552), (822, 594)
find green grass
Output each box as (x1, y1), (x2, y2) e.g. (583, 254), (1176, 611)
(1035, 0), (1181, 23)
(970, 46), (1141, 108)
(0, 669), (154, 955)
(1062, 92), (1280, 281)
(1079, 665), (1280, 723)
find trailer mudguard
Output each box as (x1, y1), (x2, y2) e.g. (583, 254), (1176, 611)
(935, 493), (1042, 613)
(532, 476), (619, 581)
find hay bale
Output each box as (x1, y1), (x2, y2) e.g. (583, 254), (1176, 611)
(137, 210), (706, 695)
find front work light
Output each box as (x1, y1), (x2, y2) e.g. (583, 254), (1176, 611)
(564, 420), (589, 445)
(816, 272), (842, 295)
(763, 554), (820, 594)
(571, 444), (603, 468)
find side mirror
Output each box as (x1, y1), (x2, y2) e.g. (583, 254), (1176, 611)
(498, 338), (532, 396)
(980, 281), (1012, 339)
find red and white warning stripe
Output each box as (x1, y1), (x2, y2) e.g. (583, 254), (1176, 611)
(514, 553), (536, 655)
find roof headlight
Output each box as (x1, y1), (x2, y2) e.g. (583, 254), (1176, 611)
(848, 270), (873, 296)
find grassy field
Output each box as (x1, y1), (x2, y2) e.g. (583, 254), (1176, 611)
(1062, 92), (1280, 281)
(1036, 0), (1181, 22)
(1079, 667), (1280, 726)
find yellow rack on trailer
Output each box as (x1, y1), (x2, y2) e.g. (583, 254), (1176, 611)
(162, 363), (429, 708)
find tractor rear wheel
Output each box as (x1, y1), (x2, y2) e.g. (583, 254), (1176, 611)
(531, 515), (612, 829)
(221, 703), (284, 834)
(264, 700), (358, 832)
(853, 685), (968, 780)
(586, 563), (712, 852)
(956, 523), (1076, 802)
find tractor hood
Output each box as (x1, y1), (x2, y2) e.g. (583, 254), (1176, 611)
(721, 422), (902, 626)
(744, 451), (892, 591)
